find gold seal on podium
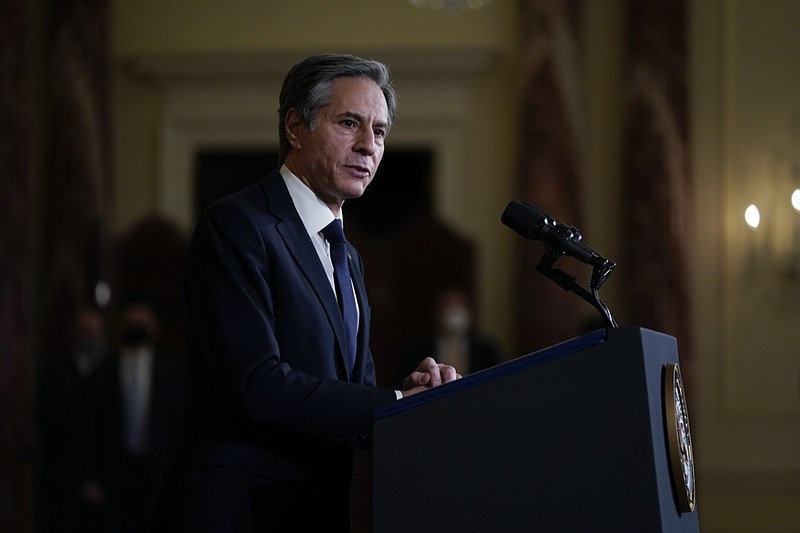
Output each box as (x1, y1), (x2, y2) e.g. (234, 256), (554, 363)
(663, 363), (696, 513)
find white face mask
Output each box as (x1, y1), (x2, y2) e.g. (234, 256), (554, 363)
(442, 306), (471, 334)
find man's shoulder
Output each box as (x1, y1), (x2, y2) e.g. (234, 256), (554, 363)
(199, 170), (288, 226)
(209, 171), (280, 212)
(188, 170), (302, 255)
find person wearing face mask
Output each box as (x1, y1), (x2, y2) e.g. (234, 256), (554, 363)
(36, 307), (108, 533)
(89, 302), (184, 533)
(401, 288), (502, 381)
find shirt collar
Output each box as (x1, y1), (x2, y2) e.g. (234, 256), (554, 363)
(280, 165), (341, 239)
(120, 346), (153, 364)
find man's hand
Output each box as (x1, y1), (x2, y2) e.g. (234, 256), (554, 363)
(401, 357), (461, 397)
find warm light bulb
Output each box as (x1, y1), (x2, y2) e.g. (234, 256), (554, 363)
(792, 188), (800, 211)
(745, 204), (761, 228)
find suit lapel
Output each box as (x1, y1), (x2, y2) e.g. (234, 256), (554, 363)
(262, 172), (352, 379)
(348, 247), (369, 383)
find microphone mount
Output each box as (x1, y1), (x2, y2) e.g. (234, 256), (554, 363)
(501, 200), (618, 328)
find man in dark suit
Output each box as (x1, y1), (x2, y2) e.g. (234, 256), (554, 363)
(155, 54), (459, 533)
(36, 307), (107, 533)
(90, 302), (184, 533)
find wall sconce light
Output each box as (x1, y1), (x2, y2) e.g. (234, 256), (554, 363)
(744, 204), (761, 229)
(741, 114), (800, 283)
(744, 185), (800, 281)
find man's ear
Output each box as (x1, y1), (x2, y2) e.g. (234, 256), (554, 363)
(284, 109), (305, 150)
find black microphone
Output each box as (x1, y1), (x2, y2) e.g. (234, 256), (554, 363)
(501, 200), (606, 268)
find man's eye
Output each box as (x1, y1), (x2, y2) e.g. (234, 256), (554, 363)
(374, 129), (386, 138)
(342, 119), (356, 128)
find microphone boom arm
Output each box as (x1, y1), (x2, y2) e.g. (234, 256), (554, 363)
(501, 200), (619, 328)
(535, 245), (618, 328)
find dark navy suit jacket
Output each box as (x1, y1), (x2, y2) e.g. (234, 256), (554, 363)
(156, 170), (396, 532)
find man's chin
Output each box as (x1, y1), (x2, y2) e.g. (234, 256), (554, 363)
(342, 181), (371, 200)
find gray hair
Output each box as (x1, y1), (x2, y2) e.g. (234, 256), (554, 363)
(277, 53), (398, 164)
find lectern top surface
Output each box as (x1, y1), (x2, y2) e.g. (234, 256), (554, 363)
(376, 328), (609, 419)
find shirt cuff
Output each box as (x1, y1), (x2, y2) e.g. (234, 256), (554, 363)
(395, 390), (403, 400)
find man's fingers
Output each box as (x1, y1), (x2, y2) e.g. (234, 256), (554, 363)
(415, 357), (438, 372)
(402, 370), (430, 391)
(440, 364), (458, 384)
(402, 358), (462, 392)
(416, 357), (442, 387)
(414, 371), (430, 385)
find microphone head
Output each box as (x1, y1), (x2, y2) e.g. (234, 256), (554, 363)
(501, 200), (552, 240)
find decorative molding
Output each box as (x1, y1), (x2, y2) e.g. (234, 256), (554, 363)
(719, 0), (800, 421)
(690, 0), (800, 493)
(132, 49), (491, 231)
(123, 48), (499, 81)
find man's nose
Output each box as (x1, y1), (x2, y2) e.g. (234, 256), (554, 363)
(354, 127), (377, 155)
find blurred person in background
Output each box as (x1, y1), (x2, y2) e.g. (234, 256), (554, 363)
(36, 306), (108, 532)
(90, 301), (184, 533)
(401, 288), (502, 381)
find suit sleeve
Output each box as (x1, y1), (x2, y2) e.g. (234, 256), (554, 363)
(184, 201), (395, 446)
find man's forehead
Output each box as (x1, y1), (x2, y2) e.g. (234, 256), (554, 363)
(327, 77), (388, 118)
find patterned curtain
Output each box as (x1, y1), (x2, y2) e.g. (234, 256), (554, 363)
(0, 0), (110, 530)
(40, 0), (111, 358)
(0, 0), (37, 529)
(620, 0), (692, 361)
(513, 0), (587, 354)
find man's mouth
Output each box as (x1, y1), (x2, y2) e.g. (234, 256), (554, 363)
(345, 165), (371, 178)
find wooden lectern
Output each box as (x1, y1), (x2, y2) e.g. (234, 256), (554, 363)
(372, 327), (700, 532)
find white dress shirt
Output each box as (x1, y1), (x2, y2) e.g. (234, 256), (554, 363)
(119, 346), (153, 455)
(280, 166), (402, 399)
(281, 166), (360, 321)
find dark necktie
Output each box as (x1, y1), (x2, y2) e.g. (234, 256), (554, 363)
(322, 219), (357, 373)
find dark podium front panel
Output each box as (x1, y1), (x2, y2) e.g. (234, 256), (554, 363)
(372, 327), (700, 532)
